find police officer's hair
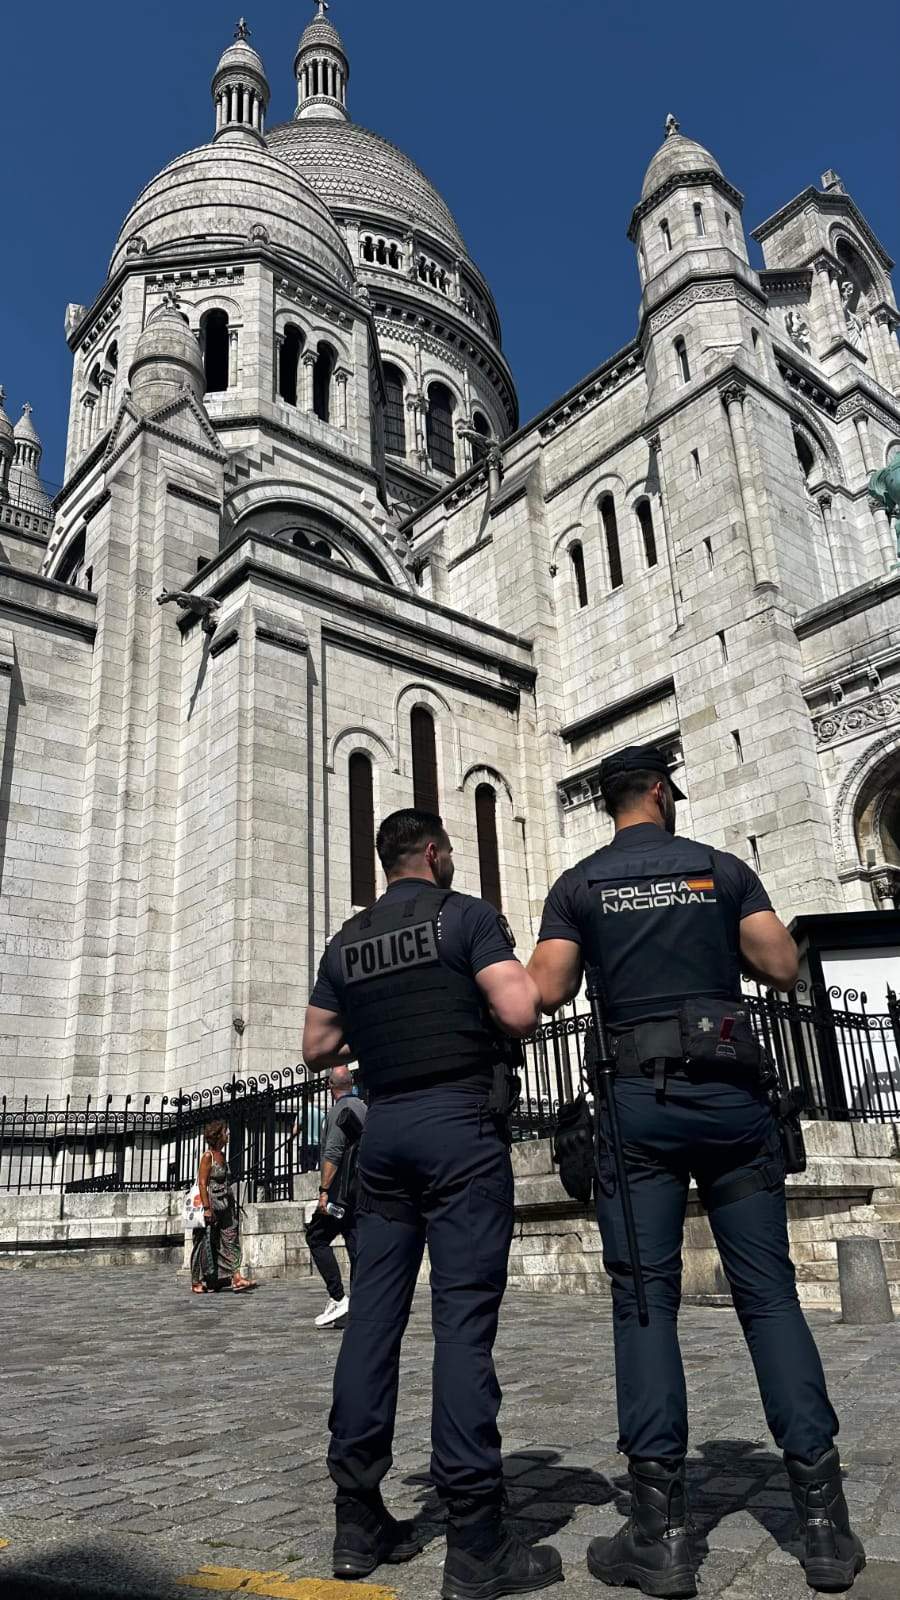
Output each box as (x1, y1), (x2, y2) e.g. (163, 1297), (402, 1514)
(600, 769), (670, 818)
(376, 808), (446, 874)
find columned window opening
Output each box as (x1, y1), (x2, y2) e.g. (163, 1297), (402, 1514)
(570, 541), (588, 608)
(313, 341), (336, 422)
(411, 706), (439, 814)
(674, 336), (691, 383)
(724, 212), (732, 232)
(636, 499), (658, 568)
(57, 529), (87, 588)
(383, 364), (406, 456)
(599, 494), (623, 590)
(693, 203), (705, 237)
(426, 382), (456, 475)
(660, 218), (672, 253)
(200, 308), (230, 393)
(278, 323), (303, 406)
(348, 753), (376, 907)
(475, 784), (502, 911)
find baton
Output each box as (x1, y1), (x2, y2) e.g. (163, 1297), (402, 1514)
(586, 967), (649, 1327)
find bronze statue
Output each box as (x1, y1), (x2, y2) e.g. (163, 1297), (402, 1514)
(869, 460), (900, 563)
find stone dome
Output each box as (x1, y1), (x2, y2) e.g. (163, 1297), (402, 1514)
(641, 128), (722, 201)
(0, 388), (14, 451)
(266, 118), (467, 256)
(295, 15), (348, 61)
(13, 404), (41, 446)
(128, 296), (205, 415)
(109, 140), (355, 289)
(214, 37), (267, 80)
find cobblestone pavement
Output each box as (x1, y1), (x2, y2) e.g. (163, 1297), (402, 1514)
(0, 1268), (897, 1599)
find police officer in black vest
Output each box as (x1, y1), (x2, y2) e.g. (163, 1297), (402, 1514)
(303, 809), (563, 1599)
(528, 747), (864, 1599)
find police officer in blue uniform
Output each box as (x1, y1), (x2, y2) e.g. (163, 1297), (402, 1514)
(529, 747), (864, 1599)
(303, 809), (563, 1599)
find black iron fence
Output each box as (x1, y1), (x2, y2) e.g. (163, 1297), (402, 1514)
(2, 985), (899, 1201)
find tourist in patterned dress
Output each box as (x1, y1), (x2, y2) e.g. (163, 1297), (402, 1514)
(190, 1121), (257, 1294)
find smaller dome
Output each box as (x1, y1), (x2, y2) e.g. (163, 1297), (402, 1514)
(0, 387), (13, 451)
(295, 13), (348, 66)
(14, 402), (41, 446)
(128, 295), (205, 415)
(214, 38), (267, 81)
(641, 116), (722, 201)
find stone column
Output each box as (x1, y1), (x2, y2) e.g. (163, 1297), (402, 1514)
(872, 309), (899, 390)
(274, 332), (284, 401)
(817, 494), (840, 592)
(228, 327), (239, 389)
(456, 421), (473, 472)
(854, 412), (873, 477)
(721, 382), (773, 590)
(486, 443), (502, 497)
(334, 369), (350, 431)
(98, 371), (113, 431)
(83, 393), (97, 449)
(646, 432), (683, 630)
(301, 351), (317, 413)
(814, 258), (843, 344)
(407, 393), (428, 468)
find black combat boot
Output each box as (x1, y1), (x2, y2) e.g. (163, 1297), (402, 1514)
(332, 1489), (426, 1578)
(441, 1504), (563, 1600)
(785, 1447), (866, 1592)
(587, 1458), (696, 1599)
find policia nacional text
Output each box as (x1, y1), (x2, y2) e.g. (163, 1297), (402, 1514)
(302, 752), (865, 1600)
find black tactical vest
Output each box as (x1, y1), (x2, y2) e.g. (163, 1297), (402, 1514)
(581, 835), (741, 1025)
(338, 884), (501, 1092)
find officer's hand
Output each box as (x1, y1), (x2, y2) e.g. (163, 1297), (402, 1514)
(317, 1192), (328, 1213)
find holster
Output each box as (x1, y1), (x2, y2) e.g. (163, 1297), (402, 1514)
(552, 1093), (595, 1204)
(760, 1061), (807, 1175)
(486, 1036), (523, 1122)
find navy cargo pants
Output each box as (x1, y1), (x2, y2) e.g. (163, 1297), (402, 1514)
(596, 1073), (839, 1464)
(327, 1084), (515, 1520)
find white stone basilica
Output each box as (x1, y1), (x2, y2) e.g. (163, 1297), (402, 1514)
(1, 9), (899, 1103)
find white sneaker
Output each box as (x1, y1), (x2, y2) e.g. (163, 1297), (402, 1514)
(314, 1294), (350, 1328)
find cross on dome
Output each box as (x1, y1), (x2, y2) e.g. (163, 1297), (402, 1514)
(313, 1), (330, 15)
(235, 17), (250, 40)
(665, 113), (680, 138)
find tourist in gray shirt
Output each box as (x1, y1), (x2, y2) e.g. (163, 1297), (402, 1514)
(305, 1065), (366, 1328)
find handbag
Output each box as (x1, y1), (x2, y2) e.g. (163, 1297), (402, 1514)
(183, 1181), (206, 1232)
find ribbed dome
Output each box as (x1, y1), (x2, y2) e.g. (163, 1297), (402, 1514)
(109, 140), (354, 289)
(214, 38), (267, 79)
(641, 130), (722, 201)
(296, 16), (347, 59)
(266, 119), (467, 255)
(128, 296), (205, 415)
(0, 388), (13, 449)
(14, 403), (41, 445)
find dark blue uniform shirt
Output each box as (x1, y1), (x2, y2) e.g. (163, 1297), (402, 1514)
(538, 823), (772, 958)
(310, 878), (518, 1092)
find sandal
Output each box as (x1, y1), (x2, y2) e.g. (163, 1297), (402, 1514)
(191, 1284), (209, 1295)
(232, 1275), (257, 1293)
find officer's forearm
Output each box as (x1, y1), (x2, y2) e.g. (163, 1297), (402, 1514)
(319, 1158), (338, 1192)
(304, 1044), (354, 1072)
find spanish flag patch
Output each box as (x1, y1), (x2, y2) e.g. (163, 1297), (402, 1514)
(686, 878), (714, 891)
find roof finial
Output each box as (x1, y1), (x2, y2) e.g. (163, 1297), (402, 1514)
(664, 113), (680, 138)
(313, 0), (329, 14)
(235, 17), (250, 40)
(22, 402), (33, 419)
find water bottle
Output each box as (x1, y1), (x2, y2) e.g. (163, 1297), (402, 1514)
(326, 1200), (345, 1220)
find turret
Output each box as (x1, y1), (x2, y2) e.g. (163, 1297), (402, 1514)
(629, 115), (749, 300)
(293, 0), (349, 122)
(212, 18), (270, 145)
(0, 386), (13, 502)
(128, 293), (206, 415)
(9, 403), (51, 512)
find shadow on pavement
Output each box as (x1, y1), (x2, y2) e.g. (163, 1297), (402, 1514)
(404, 1447), (617, 1542)
(0, 1539), (173, 1600)
(691, 1437), (799, 1558)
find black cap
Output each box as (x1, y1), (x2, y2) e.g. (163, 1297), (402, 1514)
(599, 744), (686, 802)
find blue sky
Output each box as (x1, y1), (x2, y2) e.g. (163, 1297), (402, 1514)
(1, 0), (897, 486)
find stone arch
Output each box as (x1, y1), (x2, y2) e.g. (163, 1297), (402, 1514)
(393, 682), (461, 793)
(832, 728), (900, 870)
(579, 468), (627, 525)
(461, 762), (515, 809)
(327, 724), (395, 774)
(461, 763), (517, 912)
(226, 481), (413, 590)
(550, 522), (585, 563)
(829, 227), (884, 304)
(188, 291), (244, 325)
(787, 397), (845, 486)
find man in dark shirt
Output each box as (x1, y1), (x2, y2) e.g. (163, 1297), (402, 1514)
(529, 746), (863, 1598)
(303, 809), (562, 1598)
(304, 1064), (367, 1329)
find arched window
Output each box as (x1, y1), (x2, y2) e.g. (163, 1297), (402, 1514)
(475, 783), (502, 911)
(426, 382), (456, 475)
(383, 363), (406, 456)
(200, 309), (229, 393)
(104, 341), (118, 378)
(693, 203), (705, 237)
(411, 706), (439, 814)
(278, 323), (303, 406)
(313, 341), (336, 422)
(599, 494), (623, 590)
(793, 430), (816, 485)
(570, 541), (588, 608)
(471, 410), (491, 461)
(57, 529), (87, 588)
(348, 752), (376, 907)
(660, 218), (672, 253)
(674, 336), (691, 384)
(635, 499), (658, 568)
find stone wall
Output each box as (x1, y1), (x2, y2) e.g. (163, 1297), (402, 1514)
(0, 1190), (184, 1270)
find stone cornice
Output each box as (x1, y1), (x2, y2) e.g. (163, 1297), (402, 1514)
(322, 624), (522, 710)
(759, 268), (814, 297)
(53, 434), (110, 511)
(752, 187), (895, 272)
(795, 570), (900, 640)
(0, 568), (97, 642)
(220, 413), (382, 488)
(560, 676), (675, 744)
(181, 530), (536, 673)
(642, 274), (767, 342)
(166, 483), (223, 514)
(628, 170), (744, 241)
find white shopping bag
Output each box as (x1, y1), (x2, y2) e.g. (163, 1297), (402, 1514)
(183, 1182), (205, 1232)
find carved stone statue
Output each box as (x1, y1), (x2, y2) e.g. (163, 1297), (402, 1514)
(784, 309), (811, 354)
(869, 459), (900, 563)
(841, 279), (867, 348)
(157, 589), (221, 636)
